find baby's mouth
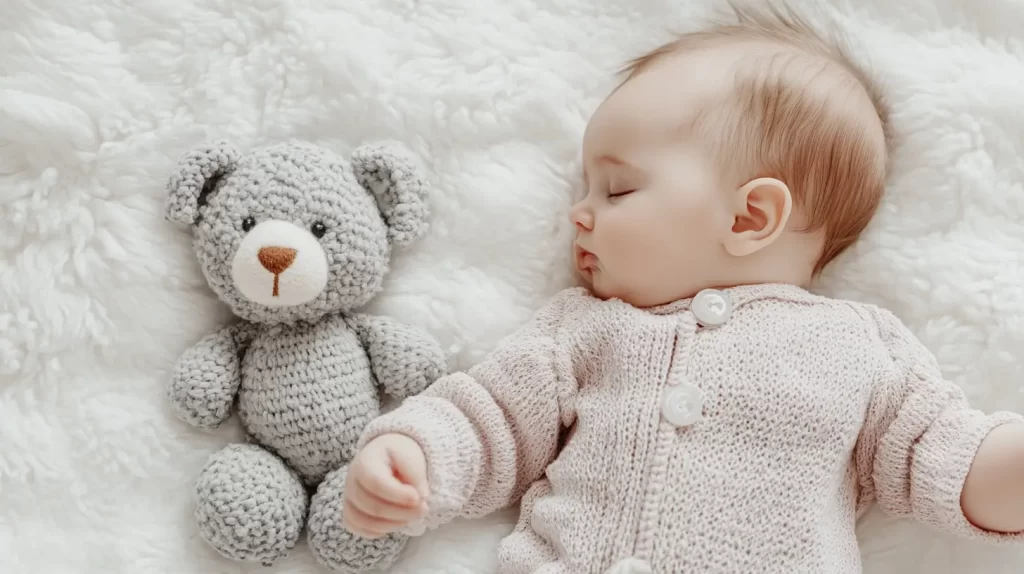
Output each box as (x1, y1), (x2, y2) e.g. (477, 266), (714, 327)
(575, 244), (598, 272)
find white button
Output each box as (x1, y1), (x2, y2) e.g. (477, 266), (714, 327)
(661, 384), (704, 427)
(692, 289), (732, 328)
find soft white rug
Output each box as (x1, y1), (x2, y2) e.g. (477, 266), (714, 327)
(3, 0), (1024, 572)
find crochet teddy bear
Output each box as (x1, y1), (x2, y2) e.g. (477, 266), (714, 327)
(163, 139), (447, 572)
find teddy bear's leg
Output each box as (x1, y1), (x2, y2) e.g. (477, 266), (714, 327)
(307, 464), (408, 573)
(194, 444), (308, 566)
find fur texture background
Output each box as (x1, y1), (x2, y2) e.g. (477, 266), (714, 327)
(3, 0), (1024, 572)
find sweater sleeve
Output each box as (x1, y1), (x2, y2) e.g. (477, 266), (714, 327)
(355, 288), (582, 535)
(856, 306), (1024, 541)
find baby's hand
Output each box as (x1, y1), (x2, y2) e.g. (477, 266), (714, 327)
(343, 433), (429, 538)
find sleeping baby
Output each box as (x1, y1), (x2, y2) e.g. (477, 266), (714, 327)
(341, 3), (1024, 573)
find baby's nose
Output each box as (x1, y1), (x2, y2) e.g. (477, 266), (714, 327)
(258, 246), (297, 274)
(570, 205), (594, 231)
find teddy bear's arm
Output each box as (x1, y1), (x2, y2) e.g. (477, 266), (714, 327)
(345, 313), (448, 400)
(167, 322), (258, 429)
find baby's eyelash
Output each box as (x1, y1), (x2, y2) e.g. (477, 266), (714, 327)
(608, 189), (636, 198)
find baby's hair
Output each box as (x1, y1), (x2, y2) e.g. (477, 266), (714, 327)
(620, 0), (890, 275)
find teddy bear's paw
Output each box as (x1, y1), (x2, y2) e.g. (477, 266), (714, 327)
(307, 464), (408, 573)
(194, 444), (309, 565)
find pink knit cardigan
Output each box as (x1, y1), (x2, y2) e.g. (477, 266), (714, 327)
(359, 283), (1024, 573)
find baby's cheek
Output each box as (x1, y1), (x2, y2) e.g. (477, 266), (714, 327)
(603, 229), (650, 289)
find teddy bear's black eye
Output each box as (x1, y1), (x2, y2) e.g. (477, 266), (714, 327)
(241, 217), (256, 232)
(311, 222), (327, 238)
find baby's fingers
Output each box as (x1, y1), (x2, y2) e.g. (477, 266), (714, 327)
(355, 456), (421, 507)
(343, 498), (406, 539)
(390, 446), (429, 501)
(349, 482), (427, 522)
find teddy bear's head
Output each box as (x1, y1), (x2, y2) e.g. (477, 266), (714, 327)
(164, 140), (430, 325)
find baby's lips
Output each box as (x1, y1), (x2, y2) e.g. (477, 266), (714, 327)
(574, 244), (598, 271)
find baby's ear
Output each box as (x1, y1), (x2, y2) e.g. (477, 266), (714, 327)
(165, 140), (241, 226)
(723, 177), (792, 257)
(351, 142), (431, 247)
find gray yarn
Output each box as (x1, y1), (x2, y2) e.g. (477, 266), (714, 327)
(165, 140), (242, 227)
(307, 465), (407, 572)
(164, 140), (447, 571)
(351, 143), (431, 247)
(237, 313), (442, 485)
(167, 139), (430, 326)
(195, 444), (308, 564)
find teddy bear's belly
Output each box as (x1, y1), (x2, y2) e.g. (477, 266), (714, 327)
(238, 328), (379, 485)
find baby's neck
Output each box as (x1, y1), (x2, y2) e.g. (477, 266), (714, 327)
(661, 234), (820, 305)
(726, 255), (815, 293)
(739, 230), (821, 287)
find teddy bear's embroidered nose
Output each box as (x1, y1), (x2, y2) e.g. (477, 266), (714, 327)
(258, 246), (297, 297)
(258, 246), (297, 274)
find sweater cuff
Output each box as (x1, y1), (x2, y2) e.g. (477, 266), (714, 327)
(357, 391), (482, 535)
(912, 410), (1024, 541)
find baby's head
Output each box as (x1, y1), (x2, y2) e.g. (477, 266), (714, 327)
(572, 2), (889, 307)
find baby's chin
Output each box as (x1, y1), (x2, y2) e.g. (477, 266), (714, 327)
(573, 267), (601, 294)
(573, 265), (651, 306)
(575, 268), (618, 302)
(578, 272), (668, 308)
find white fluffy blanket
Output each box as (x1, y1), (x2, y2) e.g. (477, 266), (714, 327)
(3, 0), (1024, 572)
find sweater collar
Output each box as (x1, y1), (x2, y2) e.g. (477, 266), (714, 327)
(640, 282), (820, 316)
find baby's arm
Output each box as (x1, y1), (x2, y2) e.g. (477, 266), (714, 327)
(350, 289), (582, 536)
(856, 306), (1024, 538)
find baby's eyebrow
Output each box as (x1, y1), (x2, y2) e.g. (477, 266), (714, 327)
(598, 154), (627, 166)
(582, 154), (639, 183)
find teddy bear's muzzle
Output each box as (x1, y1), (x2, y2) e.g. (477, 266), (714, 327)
(231, 220), (329, 307)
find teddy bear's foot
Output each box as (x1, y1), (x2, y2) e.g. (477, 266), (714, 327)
(307, 464), (409, 573)
(194, 444), (309, 565)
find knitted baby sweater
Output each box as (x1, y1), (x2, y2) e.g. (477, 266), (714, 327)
(359, 283), (1024, 573)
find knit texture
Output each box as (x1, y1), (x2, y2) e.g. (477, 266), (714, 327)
(194, 444), (308, 564)
(238, 314), (394, 485)
(360, 283), (1024, 574)
(307, 464), (408, 572)
(165, 140), (431, 326)
(168, 323), (249, 429)
(164, 140), (242, 227)
(351, 142), (432, 248)
(164, 140), (447, 571)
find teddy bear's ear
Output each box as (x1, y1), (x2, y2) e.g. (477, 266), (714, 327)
(351, 142), (431, 247)
(164, 140), (241, 226)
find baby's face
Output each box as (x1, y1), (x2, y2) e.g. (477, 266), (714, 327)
(572, 48), (740, 307)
